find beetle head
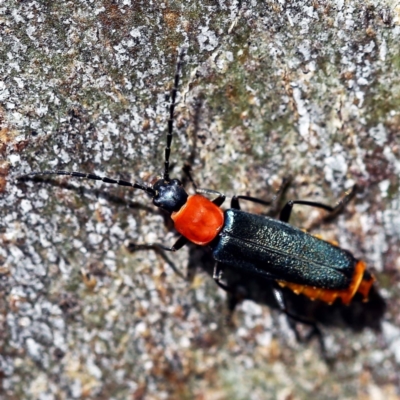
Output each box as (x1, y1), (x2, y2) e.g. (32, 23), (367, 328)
(152, 179), (188, 213)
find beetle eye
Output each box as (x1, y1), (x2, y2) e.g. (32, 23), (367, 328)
(171, 179), (181, 186)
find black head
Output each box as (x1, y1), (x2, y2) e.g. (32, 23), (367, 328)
(152, 179), (188, 213)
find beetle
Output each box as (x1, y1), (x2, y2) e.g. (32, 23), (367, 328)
(19, 49), (375, 337)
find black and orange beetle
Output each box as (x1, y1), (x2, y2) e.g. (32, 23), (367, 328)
(19, 49), (376, 335)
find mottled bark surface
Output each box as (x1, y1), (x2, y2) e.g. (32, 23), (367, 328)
(1, 1), (400, 399)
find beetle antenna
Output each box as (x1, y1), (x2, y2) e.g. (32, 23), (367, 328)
(164, 48), (185, 183)
(18, 171), (156, 196)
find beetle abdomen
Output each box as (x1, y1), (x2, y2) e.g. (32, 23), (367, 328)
(277, 260), (375, 304)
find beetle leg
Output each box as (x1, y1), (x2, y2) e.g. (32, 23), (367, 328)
(127, 235), (189, 278)
(128, 234), (188, 253)
(231, 195), (272, 210)
(230, 178), (291, 210)
(279, 185), (357, 223)
(182, 165), (226, 208)
(271, 177), (292, 203)
(279, 200), (334, 223)
(170, 235), (189, 251)
(182, 163), (198, 190)
(212, 262), (231, 291)
(272, 286), (314, 328)
(196, 188), (226, 206)
(322, 184), (358, 222)
(272, 286), (326, 354)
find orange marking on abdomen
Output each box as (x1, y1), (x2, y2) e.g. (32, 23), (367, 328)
(171, 194), (224, 245)
(278, 260), (374, 305)
(357, 271), (375, 301)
